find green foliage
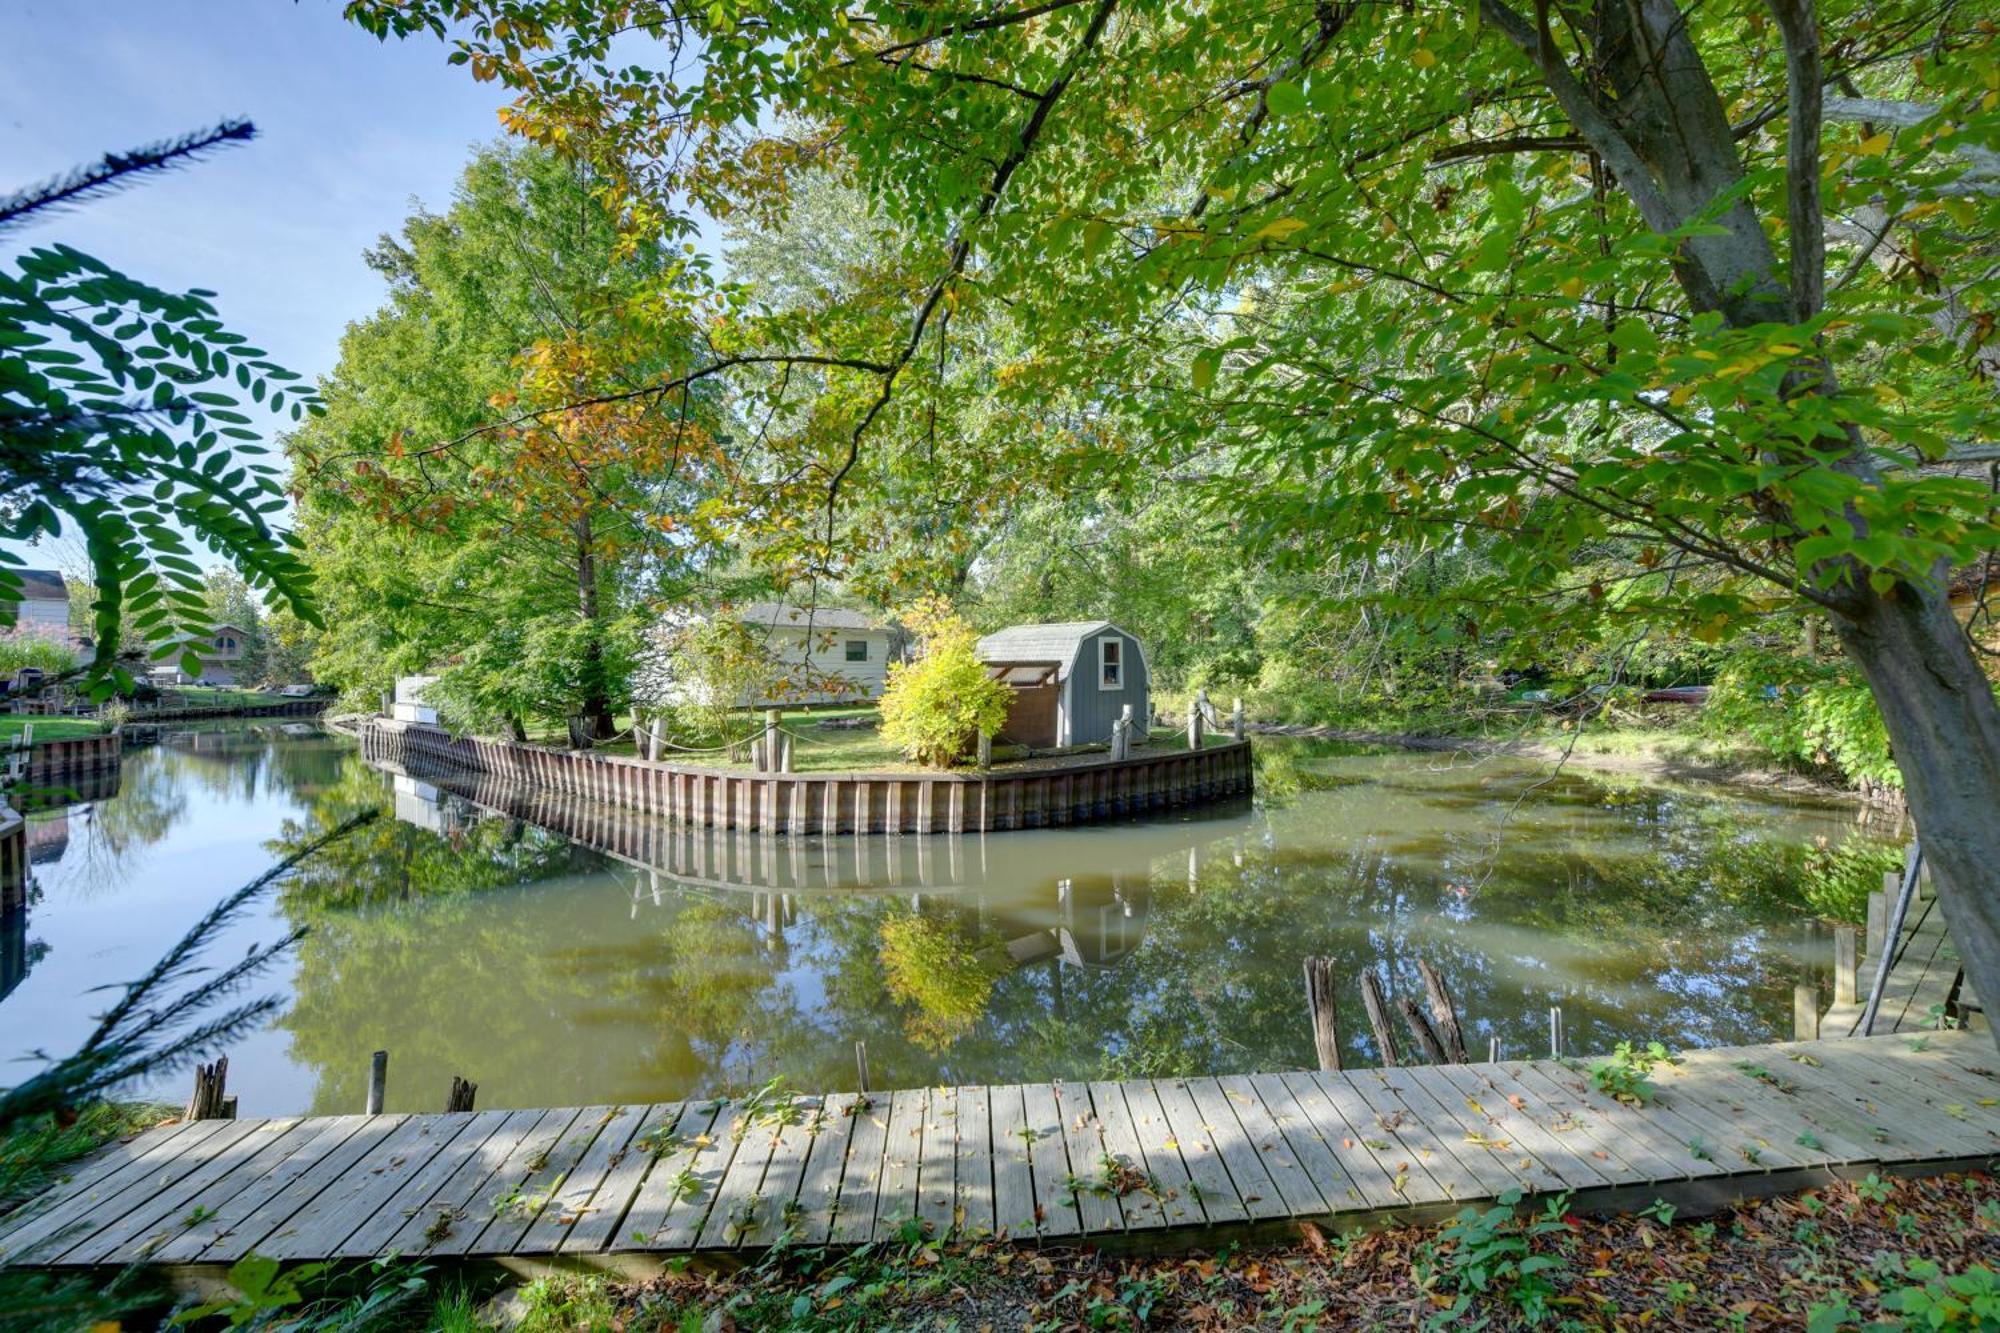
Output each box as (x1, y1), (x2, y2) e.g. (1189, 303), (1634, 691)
(650, 614), (773, 746)
(171, 1253), (328, 1327)
(426, 611), (645, 737)
(1879, 1258), (2000, 1329)
(1415, 1189), (1574, 1329)
(0, 1101), (172, 1220)
(0, 635), (77, 678)
(1, 239), (320, 693)
(513, 1273), (621, 1333)
(876, 598), (1010, 768)
(1588, 1040), (1670, 1106)
(877, 912), (1003, 1051)
(1799, 836), (1905, 924)
(1702, 649), (1900, 792)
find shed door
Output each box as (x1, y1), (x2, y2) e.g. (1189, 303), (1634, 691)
(1001, 683), (1059, 748)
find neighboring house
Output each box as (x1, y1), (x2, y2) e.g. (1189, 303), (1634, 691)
(391, 675), (440, 725)
(977, 621), (1151, 749)
(153, 623), (251, 687)
(736, 603), (898, 706)
(0, 569), (71, 646)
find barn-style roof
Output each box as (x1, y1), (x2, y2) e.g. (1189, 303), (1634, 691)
(4, 569), (67, 601)
(736, 602), (885, 632)
(978, 622), (1135, 675)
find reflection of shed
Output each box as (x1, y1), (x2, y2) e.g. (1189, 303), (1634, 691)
(977, 622), (1150, 748)
(1056, 875), (1148, 968)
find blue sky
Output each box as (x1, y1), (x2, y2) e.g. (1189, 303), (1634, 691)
(1, 1), (520, 574)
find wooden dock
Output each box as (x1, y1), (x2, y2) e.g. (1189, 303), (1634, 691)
(7, 1030), (2000, 1274)
(1823, 897), (1982, 1038)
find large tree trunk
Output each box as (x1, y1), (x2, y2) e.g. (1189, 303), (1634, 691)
(574, 515), (616, 740)
(1483, 0), (2000, 1049)
(1832, 583), (2000, 1030)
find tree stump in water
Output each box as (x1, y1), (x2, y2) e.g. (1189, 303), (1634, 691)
(186, 1056), (231, 1120)
(1415, 958), (1469, 1063)
(1360, 970), (1401, 1067)
(1302, 957), (1342, 1071)
(1398, 997), (1451, 1064)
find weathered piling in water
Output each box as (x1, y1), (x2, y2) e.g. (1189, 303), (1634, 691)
(186, 1056), (232, 1120)
(1398, 996), (1450, 1063)
(1415, 958), (1468, 1063)
(1360, 970), (1401, 1067)
(366, 1050), (388, 1114)
(854, 1041), (871, 1094)
(1302, 957), (1342, 1072)
(446, 1076), (477, 1112)
(1794, 984), (1821, 1040)
(1834, 925), (1858, 1006)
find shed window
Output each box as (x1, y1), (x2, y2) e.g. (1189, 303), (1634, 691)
(845, 639), (869, 662)
(1099, 637), (1122, 689)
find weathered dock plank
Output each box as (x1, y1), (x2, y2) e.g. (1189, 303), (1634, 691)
(15, 1030), (2000, 1272)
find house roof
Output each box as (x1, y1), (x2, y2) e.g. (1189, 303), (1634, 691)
(736, 602), (886, 632)
(977, 621), (1123, 671)
(4, 569), (67, 602)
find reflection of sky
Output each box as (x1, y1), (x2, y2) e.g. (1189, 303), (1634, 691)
(2, 727), (1899, 1117)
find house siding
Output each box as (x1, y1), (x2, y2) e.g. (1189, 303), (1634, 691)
(746, 626), (895, 706)
(1061, 626), (1149, 745)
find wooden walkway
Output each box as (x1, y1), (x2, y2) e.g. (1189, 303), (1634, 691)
(7, 1030), (2000, 1273)
(1824, 897), (1982, 1038)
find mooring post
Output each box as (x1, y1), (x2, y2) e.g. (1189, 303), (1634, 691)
(976, 732), (992, 771)
(1548, 1006), (1564, 1058)
(854, 1040), (870, 1094)
(1833, 925), (1858, 1006)
(1231, 697), (1244, 742)
(1359, 970), (1401, 1067)
(366, 1050), (388, 1114)
(1187, 698), (1204, 751)
(1794, 984), (1821, 1040)
(1302, 956), (1342, 1071)
(762, 710), (781, 774)
(1865, 889), (1886, 961)
(186, 1055), (230, 1120)
(1488, 1036), (1500, 1063)
(446, 1076), (477, 1112)
(1415, 958), (1469, 1063)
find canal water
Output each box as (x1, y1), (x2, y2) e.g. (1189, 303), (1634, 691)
(1, 721), (1901, 1116)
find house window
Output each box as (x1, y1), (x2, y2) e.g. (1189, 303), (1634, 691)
(845, 639), (869, 662)
(1099, 637), (1122, 689)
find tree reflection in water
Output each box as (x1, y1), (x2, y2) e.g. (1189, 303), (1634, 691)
(242, 739), (1904, 1114)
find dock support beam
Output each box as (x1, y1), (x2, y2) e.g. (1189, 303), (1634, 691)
(366, 1050), (388, 1115)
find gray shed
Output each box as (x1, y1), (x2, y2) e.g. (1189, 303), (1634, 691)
(976, 622), (1150, 749)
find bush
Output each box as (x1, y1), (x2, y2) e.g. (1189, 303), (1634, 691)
(1700, 649), (1899, 792)
(0, 633), (77, 678)
(877, 598), (1011, 767)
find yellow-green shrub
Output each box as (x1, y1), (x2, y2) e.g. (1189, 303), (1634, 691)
(877, 597), (1011, 768)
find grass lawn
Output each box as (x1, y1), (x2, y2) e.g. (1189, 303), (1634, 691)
(516, 708), (1240, 774)
(159, 687), (293, 708)
(0, 715), (108, 743)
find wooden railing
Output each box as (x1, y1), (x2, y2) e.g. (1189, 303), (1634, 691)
(361, 718), (1253, 834)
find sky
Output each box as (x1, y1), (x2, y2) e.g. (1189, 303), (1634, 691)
(0, 0), (519, 575)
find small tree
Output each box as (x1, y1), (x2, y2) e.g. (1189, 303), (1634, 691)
(877, 597), (1011, 768)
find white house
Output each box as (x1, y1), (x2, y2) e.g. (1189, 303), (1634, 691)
(151, 623), (252, 687)
(1, 570), (71, 646)
(736, 602), (897, 706)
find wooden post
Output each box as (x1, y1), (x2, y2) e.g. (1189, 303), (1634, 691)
(1548, 1006), (1564, 1058)
(854, 1040), (870, 1093)
(1303, 957), (1342, 1071)
(1187, 698), (1204, 751)
(1415, 958), (1469, 1063)
(1794, 984), (1821, 1040)
(1865, 889), (1886, 960)
(646, 715), (664, 762)
(1488, 1036), (1500, 1063)
(186, 1055), (230, 1120)
(763, 710), (781, 774)
(1398, 997), (1450, 1063)
(1359, 970), (1401, 1067)
(780, 733), (794, 773)
(1833, 925), (1858, 1006)
(976, 732), (992, 771)
(1231, 697), (1245, 742)
(446, 1076), (478, 1112)
(366, 1049), (388, 1114)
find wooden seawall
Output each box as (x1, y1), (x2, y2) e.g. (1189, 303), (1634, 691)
(6, 1030), (1998, 1274)
(360, 719), (1253, 835)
